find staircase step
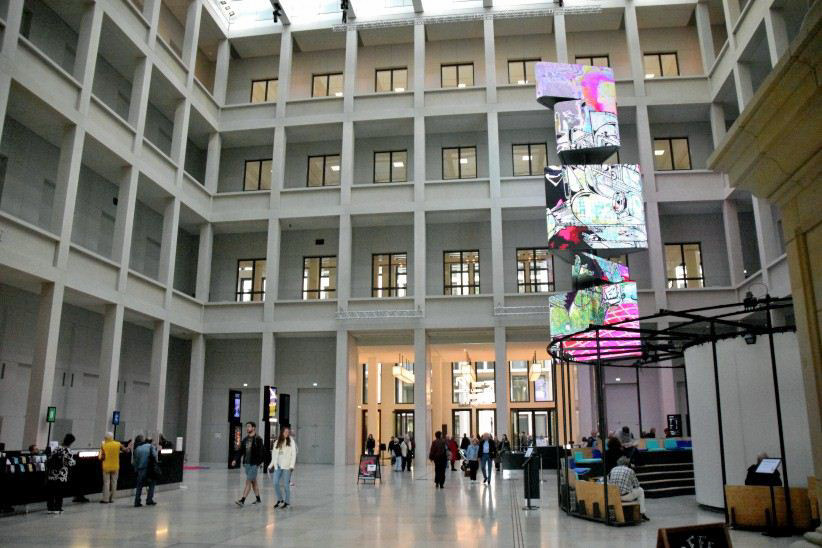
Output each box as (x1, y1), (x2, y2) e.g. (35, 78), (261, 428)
(637, 471), (694, 479)
(645, 486), (696, 498)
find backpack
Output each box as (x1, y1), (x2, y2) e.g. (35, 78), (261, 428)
(429, 440), (446, 461)
(46, 448), (63, 472)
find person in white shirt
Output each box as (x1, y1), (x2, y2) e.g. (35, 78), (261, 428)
(608, 456), (649, 521)
(400, 437), (409, 471)
(268, 426), (297, 509)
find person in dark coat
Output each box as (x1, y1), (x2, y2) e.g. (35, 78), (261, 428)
(477, 433), (497, 484)
(46, 434), (76, 513)
(429, 431), (448, 488)
(365, 434), (376, 456)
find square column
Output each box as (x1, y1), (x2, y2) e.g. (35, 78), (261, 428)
(340, 121), (355, 203)
(624, 3), (646, 97)
(94, 304), (125, 440)
(128, 58), (152, 135)
(752, 196), (783, 280)
(23, 282), (65, 447)
(413, 327), (429, 477)
(53, 125), (86, 269)
(259, 332), (275, 428)
(554, 13), (568, 63)
(334, 330), (356, 465)
(195, 223), (213, 301)
(733, 62), (754, 111)
(722, 199), (746, 286)
(483, 18), (497, 104)
(493, 326), (508, 437)
(343, 28), (358, 113)
(275, 28), (292, 118)
(263, 220), (281, 321)
(765, 7), (789, 66)
(709, 102), (727, 147)
(213, 38), (230, 104)
(694, 1), (716, 73)
(113, 167), (139, 289)
(337, 214), (352, 306)
(74, 1), (104, 106)
(185, 333), (206, 463)
(182, 0), (203, 73)
(158, 197), (181, 293)
(203, 132), (221, 193)
(1, 0), (24, 54)
(170, 99), (191, 165)
(413, 209), (426, 310)
(144, 0), (162, 45)
(147, 319), (171, 436)
(413, 23), (425, 110)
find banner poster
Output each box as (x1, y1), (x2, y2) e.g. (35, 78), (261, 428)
(357, 454), (381, 484)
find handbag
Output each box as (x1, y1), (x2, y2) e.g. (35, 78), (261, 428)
(147, 449), (162, 481)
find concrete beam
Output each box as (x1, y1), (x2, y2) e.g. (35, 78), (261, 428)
(413, 0), (423, 14)
(270, 1), (290, 25)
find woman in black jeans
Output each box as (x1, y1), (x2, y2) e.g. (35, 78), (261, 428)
(46, 434), (76, 514)
(429, 431), (448, 488)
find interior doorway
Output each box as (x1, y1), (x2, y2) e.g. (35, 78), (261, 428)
(296, 388), (334, 464)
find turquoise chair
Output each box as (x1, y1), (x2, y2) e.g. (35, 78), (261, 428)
(645, 439), (665, 451)
(664, 439), (679, 450)
(573, 449), (602, 464)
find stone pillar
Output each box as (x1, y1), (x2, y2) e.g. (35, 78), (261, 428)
(334, 330), (356, 465)
(488, 112), (505, 300)
(343, 28), (357, 113)
(709, 102), (727, 147)
(181, 0), (203, 71)
(337, 214), (352, 306)
(259, 332), (275, 429)
(94, 304), (125, 440)
(147, 319), (171, 436)
(413, 22), (425, 109)
(113, 167), (139, 289)
(624, 2), (646, 97)
(263, 219), (281, 321)
(170, 99), (191, 166)
(213, 38), (230, 103)
(722, 199), (746, 285)
(694, 1), (716, 73)
(554, 13), (568, 63)
(128, 58), (152, 134)
(275, 28), (292, 118)
(340, 121), (354, 203)
(143, 0), (162, 45)
(483, 18), (497, 103)
(53, 125), (85, 269)
(185, 333), (205, 463)
(413, 209), (426, 310)
(73, 0), (104, 105)
(494, 326), (508, 437)
(752, 196), (782, 282)
(158, 197), (181, 291)
(23, 282), (65, 447)
(413, 327), (429, 477)
(195, 223), (213, 301)
(203, 132), (221, 193)
(733, 63), (754, 111)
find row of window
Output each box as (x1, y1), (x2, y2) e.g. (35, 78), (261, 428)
(241, 137), (692, 191)
(360, 361), (553, 406)
(235, 243), (705, 301)
(247, 52), (683, 104)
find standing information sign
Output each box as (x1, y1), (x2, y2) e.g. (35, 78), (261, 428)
(357, 454), (381, 484)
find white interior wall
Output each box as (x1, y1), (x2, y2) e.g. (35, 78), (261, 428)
(226, 55), (279, 105)
(24, 0), (78, 74)
(425, 130), (488, 180)
(355, 43), (414, 95)
(284, 139), (343, 189)
(92, 53), (133, 122)
(72, 166), (119, 259)
(210, 231), (268, 302)
(129, 200), (165, 280)
(289, 48), (346, 99)
(425, 220), (492, 295)
(218, 144), (273, 193)
(278, 228), (340, 300)
(659, 213), (731, 287)
(639, 26), (703, 76)
(351, 225), (414, 298)
(353, 135), (414, 184)
(494, 33), (555, 85)
(566, 30), (631, 79)
(425, 37), (485, 89)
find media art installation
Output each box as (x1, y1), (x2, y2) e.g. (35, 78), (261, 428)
(536, 61), (648, 361)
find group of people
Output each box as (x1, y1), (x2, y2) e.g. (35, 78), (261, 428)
(231, 421), (297, 509)
(428, 432), (507, 488)
(387, 435), (414, 472)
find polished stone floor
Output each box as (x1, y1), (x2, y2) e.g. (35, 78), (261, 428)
(0, 462), (799, 547)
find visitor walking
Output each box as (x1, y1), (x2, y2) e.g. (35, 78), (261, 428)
(133, 435), (159, 507)
(465, 437), (480, 482)
(392, 437), (402, 471)
(46, 434), (76, 514)
(400, 436), (409, 471)
(98, 432), (123, 503)
(477, 433), (496, 484)
(429, 431), (448, 488)
(232, 421), (265, 506)
(447, 435), (459, 471)
(268, 426), (297, 509)
(366, 434), (376, 456)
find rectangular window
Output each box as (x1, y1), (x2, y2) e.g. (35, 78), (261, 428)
(394, 362), (414, 404)
(312, 73), (344, 97)
(575, 55), (611, 67)
(372, 253), (408, 297)
(510, 361), (529, 402)
(394, 410), (414, 436)
(307, 154), (341, 187)
(441, 63), (474, 88)
(236, 258), (266, 302)
(243, 159), (272, 191)
(533, 363), (553, 402)
(508, 59), (539, 84)
(665, 243), (704, 288)
(512, 143), (547, 176)
(250, 78), (277, 103)
(442, 146), (477, 180)
(644, 52), (679, 78)
(453, 409), (471, 439)
(373, 150), (407, 183)
(452, 361), (496, 405)
(653, 137), (691, 171)
(375, 67), (408, 92)
(302, 256), (337, 299)
(516, 248), (554, 293)
(444, 250), (480, 295)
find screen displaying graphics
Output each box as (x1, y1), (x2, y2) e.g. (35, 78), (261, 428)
(555, 99), (619, 164)
(572, 252), (631, 288)
(549, 281), (640, 361)
(535, 62), (616, 113)
(544, 164), (646, 250)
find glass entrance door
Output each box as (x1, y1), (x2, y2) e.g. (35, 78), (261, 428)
(476, 409), (496, 437)
(452, 409), (471, 439)
(394, 410), (414, 437)
(511, 409), (556, 449)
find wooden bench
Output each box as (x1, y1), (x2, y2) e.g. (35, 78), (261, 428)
(575, 480), (640, 524)
(725, 485), (813, 531)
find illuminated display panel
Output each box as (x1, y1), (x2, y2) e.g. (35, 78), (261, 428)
(535, 62), (616, 113)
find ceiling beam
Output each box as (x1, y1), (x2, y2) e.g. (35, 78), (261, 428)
(413, 0), (424, 14)
(269, 1), (290, 25)
(345, 0), (356, 21)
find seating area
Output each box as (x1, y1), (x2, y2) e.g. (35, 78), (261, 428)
(725, 485), (816, 531)
(574, 479), (641, 525)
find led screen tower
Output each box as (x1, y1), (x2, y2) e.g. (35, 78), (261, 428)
(536, 62), (647, 361)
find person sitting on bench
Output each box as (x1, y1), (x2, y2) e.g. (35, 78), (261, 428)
(745, 452), (782, 486)
(608, 456), (649, 521)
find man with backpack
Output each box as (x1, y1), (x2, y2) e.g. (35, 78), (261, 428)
(46, 434), (76, 514)
(133, 435), (159, 507)
(231, 421), (265, 506)
(428, 431), (448, 488)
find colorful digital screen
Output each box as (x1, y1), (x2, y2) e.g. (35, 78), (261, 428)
(571, 252), (631, 288)
(545, 164), (647, 250)
(549, 281), (640, 361)
(555, 99), (619, 164)
(535, 62), (616, 113)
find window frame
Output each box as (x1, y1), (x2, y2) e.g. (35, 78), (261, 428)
(374, 67), (408, 93)
(394, 362), (415, 404)
(243, 158), (272, 191)
(443, 249), (480, 296)
(509, 361), (530, 403)
(643, 51), (680, 78)
(440, 62), (474, 88)
(371, 252), (408, 297)
(653, 137), (692, 171)
(441, 146), (478, 180)
(516, 247), (555, 293)
(393, 410), (414, 436)
(311, 72), (344, 97)
(511, 143), (548, 177)
(373, 150), (408, 183)
(235, 258), (267, 302)
(451, 361), (497, 405)
(507, 58), (540, 84)
(306, 154), (341, 187)
(574, 55), (611, 67)
(665, 242), (705, 288)
(250, 78), (278, 103)
(301, 255), (337, 300)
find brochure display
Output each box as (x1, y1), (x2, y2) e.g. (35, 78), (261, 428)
(357, 454), (381, 484)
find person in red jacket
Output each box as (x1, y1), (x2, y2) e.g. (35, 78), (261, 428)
(447, 435), (459, 471)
